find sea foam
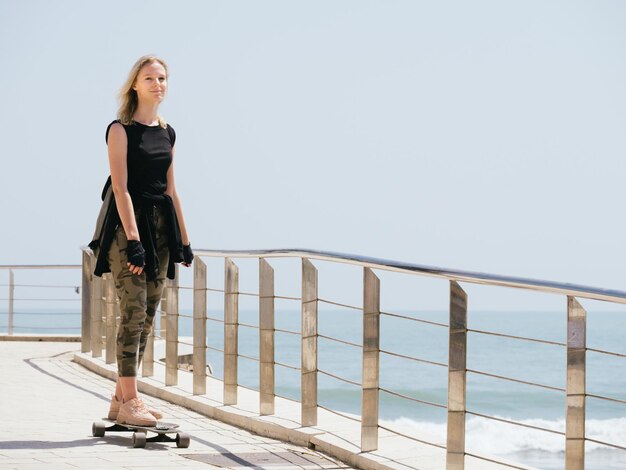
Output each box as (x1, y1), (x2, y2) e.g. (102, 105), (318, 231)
(381, 416), (626, 455)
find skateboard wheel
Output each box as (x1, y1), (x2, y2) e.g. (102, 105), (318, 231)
(176, 432), (190, 448)
(132, 431), (147, 448)
(92, 422), (106, 437)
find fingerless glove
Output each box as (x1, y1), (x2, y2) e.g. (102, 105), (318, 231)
(126, 240), (146, 267)
(183, 244), (194, 265)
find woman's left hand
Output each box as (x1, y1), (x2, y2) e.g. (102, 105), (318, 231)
(182, 243), (194, 267)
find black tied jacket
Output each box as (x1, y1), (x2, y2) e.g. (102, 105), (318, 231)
(88, 176), (184, 280)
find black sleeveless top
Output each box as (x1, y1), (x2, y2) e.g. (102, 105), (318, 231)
(90, 120), (183, 281)
(105, 120), (176, 200)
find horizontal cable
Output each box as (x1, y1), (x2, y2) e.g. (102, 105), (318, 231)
(380, 310), (448, 328)
(380, 349), (447, 368)
(237, 382), (261, 395)
(2, 283), (80, 289)
(275, 327), (300, 336)
(467, 328), (566, 347)
(379, 387), (447, 409)
(275, 391), (300, 402)
(275, 360), (301, 371)
(239, 322), (259, 330)
(378, 423), (446, 450)
(178, 314), (193, 319)
(586, 393), (626, 406)
(0, 312), (79, 316)
(466, 369), (565, 393)
(178, 340), (193, 347)
(177, 286), (193, 290)
(318, 368), (361, 387)
(464, 452), (531, 470)
(206, 287), (225, 294)
(317, 403), (361, 423)
(275, 294), (301, 301)
(585, 437), (626, 452)
(12, 326), (80, 330)
(466, 411), (565, 436)
(318, 298), (361, 311)
(0, 298), (80, 302)
(238, 352), (260, 363)
(207, 316), (224, 324)
(239, 291), (259, 298)
(318, 333), (362, 349)
(587, 347), (626, 359)
(206, 345), (224, 354)
(187, 316), (208, 321)
(0, 264), (82, 271)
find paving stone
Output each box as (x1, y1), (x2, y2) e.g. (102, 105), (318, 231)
(0, 342), (356, 470)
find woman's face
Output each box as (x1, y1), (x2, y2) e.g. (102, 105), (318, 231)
(133, 61), (167, 104)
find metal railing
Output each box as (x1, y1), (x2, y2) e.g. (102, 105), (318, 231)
(78, 247), (626, 470)
(0, 265), (82, 336)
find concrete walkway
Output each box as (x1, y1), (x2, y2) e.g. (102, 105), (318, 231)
(0, 341), (351, 470)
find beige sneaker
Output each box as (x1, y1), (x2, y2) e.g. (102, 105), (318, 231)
(108, 394), (163, 420)
(116, 398), (157, 427)
(108, 394), (121, 420)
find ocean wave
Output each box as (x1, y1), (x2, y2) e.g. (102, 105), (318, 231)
(381, 416), (626, 454)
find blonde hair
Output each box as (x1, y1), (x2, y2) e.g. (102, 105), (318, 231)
(117, 55), (169, 128)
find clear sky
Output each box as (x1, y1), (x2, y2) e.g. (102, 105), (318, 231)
(1, 1), (625, 310)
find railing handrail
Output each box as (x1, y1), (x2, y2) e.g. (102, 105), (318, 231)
(192, 248), (626, 305)
(77, 246), (624, 467)
(0, 265), (80, 270)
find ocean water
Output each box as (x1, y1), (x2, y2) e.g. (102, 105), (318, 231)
(4, 307), (626, 469)
(195, 308), (626, 470)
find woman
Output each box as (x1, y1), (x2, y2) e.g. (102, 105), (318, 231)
(89, 55), (193, 426)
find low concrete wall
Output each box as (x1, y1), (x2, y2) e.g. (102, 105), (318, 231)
(74, 351), (405, 470)
(73, 347), (529, 470)
(0, 335), (81, 342)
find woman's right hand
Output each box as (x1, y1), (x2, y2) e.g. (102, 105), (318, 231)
(126, 240), (145, 275)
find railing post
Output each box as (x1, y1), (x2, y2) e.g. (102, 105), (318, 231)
(193, 257), (207, 395)
(259, 258), (275, 415)
(81, 251), (92, 352)
(566, 297), (586, 470)
(301, 258), (318, 426)
(160, 285), (168, 340)
(224, 258), (239, 405)
(90, 257), (104, 358)
(447, 281), (467, 470)
(8, 269), (14, 335)
(362, 267), (380, 451)
(150, 280), (169, 376)
(165, 264), (179, 386)
(143, 279), (154, 376)
(104, 274), (117, 365)
(142, 325), (154, 377)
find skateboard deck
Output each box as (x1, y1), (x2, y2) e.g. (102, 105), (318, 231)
(92, 418), (190, 448)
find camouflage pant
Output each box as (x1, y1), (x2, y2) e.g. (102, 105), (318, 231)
(108, 206), (169, 377)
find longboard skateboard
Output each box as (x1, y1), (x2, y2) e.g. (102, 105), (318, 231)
(92, 418), (190, 448)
